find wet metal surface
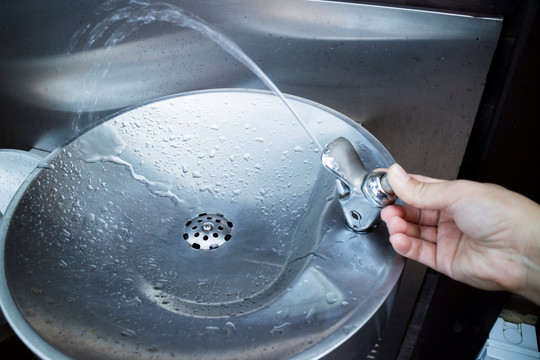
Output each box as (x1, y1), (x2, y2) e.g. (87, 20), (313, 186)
(0, 90), (403, 359)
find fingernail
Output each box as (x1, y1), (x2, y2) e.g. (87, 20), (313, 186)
(391, 163), (410, 183)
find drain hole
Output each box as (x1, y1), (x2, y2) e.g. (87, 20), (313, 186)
(184, 213), (233, 250)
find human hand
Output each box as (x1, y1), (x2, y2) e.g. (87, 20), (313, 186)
(380, 164), (540, 305)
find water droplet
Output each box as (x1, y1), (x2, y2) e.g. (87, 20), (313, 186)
(305, 308), (315, 324)
(125, 296), (142, 307)
(225, 322), (236, 337)
(38, 163), (55, 170)
(204, 326), (220, 335)
(121, 328), (137, 338)
(270, 322), (291, 335)
(153, 282), (164, 290)
(30, 287), (42, 296)
(342, 324), (355, 334)
(294, 146), (304, 152)
(326, 292), (339, 304)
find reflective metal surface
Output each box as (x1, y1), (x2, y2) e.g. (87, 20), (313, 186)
(322, 136), (396, 231)
(0, 90), (404, 359)
(0, 0), (502, 180)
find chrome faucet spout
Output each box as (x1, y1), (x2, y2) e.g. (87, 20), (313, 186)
(321, 137), (368, 192)
(322, 137), (396, 232)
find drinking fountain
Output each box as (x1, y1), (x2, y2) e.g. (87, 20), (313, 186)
(0, 1), (502, 358)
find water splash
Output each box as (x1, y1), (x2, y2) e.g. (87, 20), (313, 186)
(68, 0), (322, 151)
(76, 122), (185, 204)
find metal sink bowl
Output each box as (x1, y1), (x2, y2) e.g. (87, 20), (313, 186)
(0, 89), (403, 359)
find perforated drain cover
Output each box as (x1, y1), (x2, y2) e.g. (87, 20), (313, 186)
(183, 213), (233, 250)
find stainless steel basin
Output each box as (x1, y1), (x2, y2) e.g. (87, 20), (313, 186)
(0, 89), (403, 359)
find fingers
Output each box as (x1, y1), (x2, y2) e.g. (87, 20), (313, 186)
(386, 164), (454, 210)
(389, 233), (438, 270)
(379, 164), (457, 272)
(382, 204), (441, 226)
(381, 206), (439, 243)
(383, 208), (440, 270)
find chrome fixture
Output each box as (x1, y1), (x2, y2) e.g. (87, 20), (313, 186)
(322, 137), (397, 232)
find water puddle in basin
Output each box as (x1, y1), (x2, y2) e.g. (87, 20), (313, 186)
(69, 0), (323, 152)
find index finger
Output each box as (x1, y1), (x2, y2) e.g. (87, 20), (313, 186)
(382, 204), (441, 226)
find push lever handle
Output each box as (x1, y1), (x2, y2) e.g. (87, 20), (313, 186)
(322, 137), (396, 231)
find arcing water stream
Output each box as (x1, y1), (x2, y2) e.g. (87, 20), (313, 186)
(69, 0), (323, 151)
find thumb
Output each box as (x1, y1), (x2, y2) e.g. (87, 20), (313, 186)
(386, 164), (452, 210)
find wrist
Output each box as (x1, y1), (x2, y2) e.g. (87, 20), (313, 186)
(515, 198), (540, 305)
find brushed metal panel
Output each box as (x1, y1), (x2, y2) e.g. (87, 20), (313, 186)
(0, 0), (502, 178)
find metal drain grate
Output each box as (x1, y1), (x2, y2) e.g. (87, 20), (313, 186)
(183, 213), (233, 250)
